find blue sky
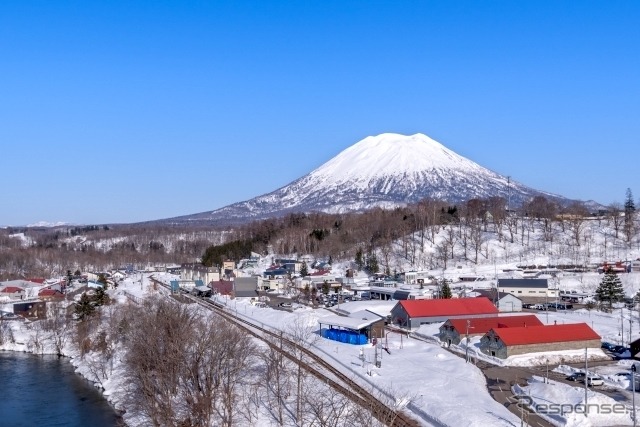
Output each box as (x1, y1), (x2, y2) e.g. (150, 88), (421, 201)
(1, 1), (638, 226)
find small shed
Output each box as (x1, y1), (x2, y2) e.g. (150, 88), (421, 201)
(479, 323), (601, 359)
(318, 314), (381, 345)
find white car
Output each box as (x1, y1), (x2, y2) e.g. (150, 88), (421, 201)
(581, 375), (604, 387)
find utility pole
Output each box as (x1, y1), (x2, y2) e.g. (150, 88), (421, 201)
(622, 308), (625, 347)
(584, 347), (589, 417)
(465, 320), (474, 363)
(633, 364), (637, 427)
(546, 358), (549, 384)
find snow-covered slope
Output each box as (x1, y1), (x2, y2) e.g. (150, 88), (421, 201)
(167, 133), (574, 225)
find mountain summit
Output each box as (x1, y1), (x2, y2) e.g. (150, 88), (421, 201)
(167, 133), (565, 225)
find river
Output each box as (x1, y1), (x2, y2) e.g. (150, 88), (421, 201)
(0, 351), (120, 427)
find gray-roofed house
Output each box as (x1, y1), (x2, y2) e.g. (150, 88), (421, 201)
(474, 289), (523, 312)
(234, 277), (260, 298)
(497, 279), (559, 298)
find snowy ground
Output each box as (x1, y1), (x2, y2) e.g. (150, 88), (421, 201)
(514, 376), (635, 426)
(3, 269), (640, 426)
(213, 294), (520, 426)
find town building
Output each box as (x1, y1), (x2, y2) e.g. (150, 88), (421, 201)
(234, 277), (260, 298)
(497, 279), (559, 298)
(479, 322), (601, 358)
(439, 314), (543, 346)
(473, 289), (523, 312)
(390, 297), (499, 329)
(181, 263), (220, 284)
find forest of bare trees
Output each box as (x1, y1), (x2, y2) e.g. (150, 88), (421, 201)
(1, 192), (637, 280)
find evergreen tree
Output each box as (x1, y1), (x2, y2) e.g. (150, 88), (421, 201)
(74, 293), (95, 321)
(66, 269), (73, 287)
(310, 286), (318, 304)
(93, 285), (109, 306)
(595, 269), (625, 311)
(624, 188), (636, 242)
(365, 252), (379, 274)
(441, 280), (453, 299)
(300, 261), (309, 277)
(97, 273), (109, 289)
(321, 281), (330, 295)
(355, 248), (364, 271)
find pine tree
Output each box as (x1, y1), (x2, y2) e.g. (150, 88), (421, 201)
(74, 293), (95, 321)
(97, 273), (109, 290)
(624, 188), (636, 243)
(321, 281), (330, 295)
(595, 269), (625, 311)
(441, 281), (453, 299)
(355, 248), (364, 271)
(365, 252), (379, 274)
(93, 285), (109, 306)
(300, 261), (309, 277)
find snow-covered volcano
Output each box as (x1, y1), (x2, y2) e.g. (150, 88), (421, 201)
(167, 133), (569, 225)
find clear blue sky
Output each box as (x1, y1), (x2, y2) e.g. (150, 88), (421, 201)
(1, 1), (638, 226)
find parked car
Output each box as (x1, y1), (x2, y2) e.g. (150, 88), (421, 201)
(601, 342), (617, 351)
(581, 375), (604, 387)
(279, 302), (292, 308)
(566, 372), (586, 382)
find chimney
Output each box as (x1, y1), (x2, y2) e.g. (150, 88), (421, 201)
(554, 320), (557, 325)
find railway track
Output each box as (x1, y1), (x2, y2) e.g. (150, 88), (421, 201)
(151, 278), (428, 427)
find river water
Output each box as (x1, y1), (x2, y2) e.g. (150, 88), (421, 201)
(0, 351), (120, 427)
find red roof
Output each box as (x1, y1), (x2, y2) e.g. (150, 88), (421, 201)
(398, 297), (499, 318)
(210, 280), (233, 295)
(445, 315), (543, 335)
(490, 323), (601, 346)
(39, 289), (63, 297)
(1, 286), (24, 293)
(310, 269), (330, 276)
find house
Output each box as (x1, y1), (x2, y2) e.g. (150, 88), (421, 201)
(479, 323), (601, 359)
(210, 280), (234, 296)
(234, 277), (260, 298)
(403, 271), (436, 285)
(0, 286), (26, 301)
(497, 278), (559, 298)
(390, 297), (499, 329)
(474, 289), (523, 312)
(181, 263), (220, 284)
(38, 288), (65, 301)
(439, 314), (543, 346)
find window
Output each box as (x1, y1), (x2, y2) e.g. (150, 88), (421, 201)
(517, 291), (522, 294)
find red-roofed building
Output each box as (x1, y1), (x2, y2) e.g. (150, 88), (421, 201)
(480, 323), (601, 358)
(38, 288), (65, 301)
(390, 297), (499, 329)
(0, 286), (26, 301)
(210, 280), (234, 296)
(439, 315), (543, 346)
